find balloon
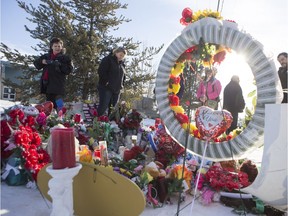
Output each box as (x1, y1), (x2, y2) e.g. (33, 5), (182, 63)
(35, 101), (54, 116)
(182, 7), (193, 19)
(195, 106), (232, 140)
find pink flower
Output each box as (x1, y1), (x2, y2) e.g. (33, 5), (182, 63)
(36, 112), (47, 126)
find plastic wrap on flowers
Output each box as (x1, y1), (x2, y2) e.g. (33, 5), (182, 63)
(2, 156), (29, 186)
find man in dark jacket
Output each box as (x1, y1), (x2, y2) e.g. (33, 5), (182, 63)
(97, 47), (126, 117)
(223, 75), (245, 134)
(34, 37), (73, 110)
(277, 52), (287, 103)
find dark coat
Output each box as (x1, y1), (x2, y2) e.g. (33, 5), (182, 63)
(223, 80), (245, 113)
(97, 53), (126, 94)
(278, 67), (287, 103)
(33, 52), (73, 95)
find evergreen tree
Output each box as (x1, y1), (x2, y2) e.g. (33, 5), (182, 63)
(1, 0), (163, 104)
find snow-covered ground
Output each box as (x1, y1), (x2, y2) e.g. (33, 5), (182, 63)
(1, 181), (256, 216)
(1, 147), (263, 216)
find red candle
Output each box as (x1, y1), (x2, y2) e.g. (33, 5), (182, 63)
(94, 149), (101, 158)
(51, 128), (76, 169)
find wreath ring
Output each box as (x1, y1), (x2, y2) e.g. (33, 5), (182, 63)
(155, 17), (280, 161)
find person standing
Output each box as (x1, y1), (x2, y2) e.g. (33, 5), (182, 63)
(97, 47), (127, 117)
(34, 37), (73, 110)
(277, 52), (287, 103)
(196, 67), (222, 110)
(223, 75), (245, 134)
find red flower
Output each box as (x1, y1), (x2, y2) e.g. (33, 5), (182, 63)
(182, 7), (193, 18)
(123, 146), (143, 162)
(180, 8), (193, 26)
(24, 115), (36, 127)
(175, 113), (189, 124)
(9, 109), (25, 124)
(169, 94), (179, 106)
(204, 165), (251, 191)
(98, 115), (109, 122)
(213, 50), (226, 65)
(61, 107), (67, 114)
(90, 108), (98, 117)
(74, 113), (82, 123)
(185, 45), (198, 53)
(170, 75), (181, 84)
(1, 120), (11, 141)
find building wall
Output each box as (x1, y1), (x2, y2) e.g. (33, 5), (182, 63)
(0, 60), (23, 101)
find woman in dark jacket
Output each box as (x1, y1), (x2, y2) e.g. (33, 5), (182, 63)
(34, 37), (73, 110)
(97, 47), (127, 117)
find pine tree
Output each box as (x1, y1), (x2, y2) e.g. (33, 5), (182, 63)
(1, 0), (163, 104)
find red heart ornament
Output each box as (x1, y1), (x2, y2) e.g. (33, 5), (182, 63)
(35, 101), (54, 116)
(34, 104), (44, 113)
(195, 106), (232, 140)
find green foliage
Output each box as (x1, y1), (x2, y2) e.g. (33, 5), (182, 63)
(87, 117), (113, 143)
(1, 0), (163, 104)
(243, 88), (257, 128)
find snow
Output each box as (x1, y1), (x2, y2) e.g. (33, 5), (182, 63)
(1, 181), (256, 216)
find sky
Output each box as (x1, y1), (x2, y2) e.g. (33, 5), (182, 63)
(1, 0), (288, 104)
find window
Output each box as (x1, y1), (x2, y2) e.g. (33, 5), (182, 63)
(2, 86), (16, 101)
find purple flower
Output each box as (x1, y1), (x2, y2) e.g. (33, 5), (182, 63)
(36, 112), (47, 126)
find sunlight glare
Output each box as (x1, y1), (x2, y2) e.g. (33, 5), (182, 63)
(217, 51), (255, 106)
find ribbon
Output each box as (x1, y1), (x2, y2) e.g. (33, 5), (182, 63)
(148, 133), (157, 152)
(1, 164), (20, 180)
(189, 139), (209, 215)
(146, 183), (159, 207)
(253, 197), (265, 214)
(4, 141), (17, 151)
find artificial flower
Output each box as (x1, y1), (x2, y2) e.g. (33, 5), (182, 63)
(170, 105), (185, 114)
(168, 94), (180, 106)
(175, 113), (189, 124)
(74, 113), (82, 123)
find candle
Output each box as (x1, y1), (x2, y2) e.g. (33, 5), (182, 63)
(93, 149), (101, 160)
(131, 135), (137, 145)
(99, 141), (108, 166)
(51, 128), (76, 169)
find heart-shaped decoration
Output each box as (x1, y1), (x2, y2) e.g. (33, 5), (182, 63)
(35, 101), (54, 116)
(195, 106), (232, 140)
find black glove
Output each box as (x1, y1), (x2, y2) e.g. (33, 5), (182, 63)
(53, 60), (61, 67)
(46, 60), (54, 64)
(46, 60), (61, 67)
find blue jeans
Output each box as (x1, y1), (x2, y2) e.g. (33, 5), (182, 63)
(97, 85), (120, 116)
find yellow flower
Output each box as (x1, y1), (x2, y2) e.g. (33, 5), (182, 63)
(78, 146), (93, 163)
(182, 123), (197, 133)
(170, 105), (185, 114)
(171, 62), (184, 76)
(171, 83), (180, 94)
(192, 9), (222, 22)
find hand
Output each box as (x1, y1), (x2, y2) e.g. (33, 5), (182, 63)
(46, 60), (54, 65)
(42, 59), (53, 65)
(199, 96), (206, 103)
(53, 60), (61, 66)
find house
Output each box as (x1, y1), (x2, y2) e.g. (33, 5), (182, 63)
(0, 60), (22, 101)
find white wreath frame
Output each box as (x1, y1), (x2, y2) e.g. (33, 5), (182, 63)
(155, 17), (281, 161)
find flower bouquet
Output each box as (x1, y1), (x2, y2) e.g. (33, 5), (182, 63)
(1, 107), (51, 185)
